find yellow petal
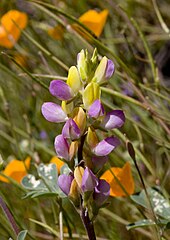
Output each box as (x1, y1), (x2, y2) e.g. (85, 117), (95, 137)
(66, 66), (82, 94)
(101, 162), (135, 197)
(50, 156), (64, 174)
(86, 127), (98, 149)
(69, 141), (78, 160)
(79, 9), (109, 37)
(82, 82), (101, 110)
(0, 10), (28, 48)
(0, 157), (31, 183)
(61, 100), (74, 115)
(74, 166), (84, 189)
(72, 107), (86, 135)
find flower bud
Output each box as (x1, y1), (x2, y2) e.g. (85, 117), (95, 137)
(81, 167), (98, 192)
(77, 49), (88, 82)
(88, 99), (104, 119)
(86, 127), (98, 149)
(74, 166), (84, 189)
(62, 118), (81, 140)
(93, 136), (120, 156)
(93, 57), (115, 84)
(41, 102), (68, 123)
(73, 107), (86, 135)
(58, 174), (74, 195)
(66, 66), (82, 94)
(54, 134), (70, 161)
(101, 110), (125, 130)
(69, 178), (80, 206)
(49, 80), (74, 101)
(69, 141), (78, 160)
(82, 82), (101, 110)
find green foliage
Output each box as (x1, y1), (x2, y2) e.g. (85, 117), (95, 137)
(0, 0), (170, 239)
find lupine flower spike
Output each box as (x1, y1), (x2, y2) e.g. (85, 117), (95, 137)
(41, 49), (131, 240)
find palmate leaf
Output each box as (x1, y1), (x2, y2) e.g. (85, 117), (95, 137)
(22, 163), (65, 198)
(131, 188), (170, 220)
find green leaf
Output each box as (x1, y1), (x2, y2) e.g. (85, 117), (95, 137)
(22, 163), (65, 198)
(127, 219), (156, 230)
(131, 188), (170, 220)
(17, 230), (28, 240)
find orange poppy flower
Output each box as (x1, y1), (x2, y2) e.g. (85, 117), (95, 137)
(0, 157), (31, 183)
(0, 10), (28, 48)
(101, 162), (135, 197)
(78, 9), (109, 37)
(50, 156), (64, 174)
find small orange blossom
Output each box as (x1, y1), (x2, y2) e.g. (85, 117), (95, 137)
(0, 10), (28, 48)
(78, 9), (109, 37)
(101, 162), (135, 197)
(0, 157), (31, 183)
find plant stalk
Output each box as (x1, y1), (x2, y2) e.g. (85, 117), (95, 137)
(81, 207), (96, 240)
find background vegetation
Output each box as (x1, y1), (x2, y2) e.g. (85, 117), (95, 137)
(0, 0), (170, 239)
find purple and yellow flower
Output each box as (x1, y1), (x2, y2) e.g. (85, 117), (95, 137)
(92, 57), (115, 84)
(62, 118), (81, 140)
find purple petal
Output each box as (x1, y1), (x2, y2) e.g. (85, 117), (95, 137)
(92, 156), (108, 170)
(58, 174), (74, 195)
(81, 167), (98, 192)
(41, 102), (68, 123)
(54, 134), (70, 161)
(88, 99), (105, 119)
(93, 137), (121, 156)
(49, 80), (74, 100)
(105, 59), (115, 79)
(102, 110), (125, 130)
(93, 179), (110, 205)
(62, 118), (81, 140)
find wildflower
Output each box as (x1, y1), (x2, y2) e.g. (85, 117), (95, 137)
(49, 80), (74, 101)
(72, 107), (86, 135)
(88, 99), (104, 119)
(82, 82), (101, 110)
(54, 134), (70, 161)
(101, 162), (135, 197)
(41, 102), (68, 123)
(78, 9), (109, 37)
(101, 110), (125, 130)
(0, 157), (31, 183)
(50, 156), (64, 174)
(62, 118), (81, 140)
(58, 174), (74, 195)
(0, 10), (28, 48)
(92, 57), (115, 84)
(81, 167), (98, 192)
(92, 136), (121, 156)
(93, 179), (110, 206)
